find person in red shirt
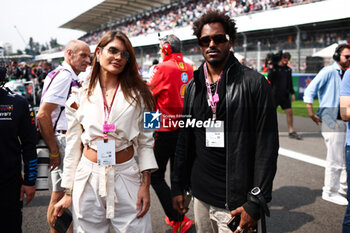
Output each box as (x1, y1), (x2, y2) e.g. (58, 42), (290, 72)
(147, 34), (194, 233)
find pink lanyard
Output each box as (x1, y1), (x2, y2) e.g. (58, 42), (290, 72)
(101, 82), (119, 142)
(204, 62), (222, 120)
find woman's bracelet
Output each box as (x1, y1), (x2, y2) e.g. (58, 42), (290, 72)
(64, 188), (73, 195)
(141, 170), (151, 185)
(49, 152), (60, 158)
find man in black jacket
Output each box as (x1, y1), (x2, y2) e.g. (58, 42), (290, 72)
(171, 11), (279, 233)
(0, 67), (37, 232)
(268, 52), (302, 140)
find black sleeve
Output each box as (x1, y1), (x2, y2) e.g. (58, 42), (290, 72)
(18, 99), (38, 186)
(288, 69), (295, 94)
(171, 79), (195, 197)
(242, 75), (279, 220)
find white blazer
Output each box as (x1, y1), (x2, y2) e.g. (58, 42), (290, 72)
(61, 80), (158, 189)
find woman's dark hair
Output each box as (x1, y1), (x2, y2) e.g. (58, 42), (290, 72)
(88, 30), (155, 111)
(193, 10), (237, 45)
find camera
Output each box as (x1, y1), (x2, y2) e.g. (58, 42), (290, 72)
(265, 51), (283, 69)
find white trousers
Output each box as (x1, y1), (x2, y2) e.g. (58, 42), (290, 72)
(322, 120), (347, 194)
(72, 155), (152, 233)
(193, 197), (232, 233)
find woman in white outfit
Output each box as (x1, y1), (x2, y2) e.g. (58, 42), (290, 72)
(53, 31), (158, 233)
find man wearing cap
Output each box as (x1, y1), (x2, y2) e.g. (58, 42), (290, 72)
(36, 40), (90, 233)
(0, 67), (37, 232)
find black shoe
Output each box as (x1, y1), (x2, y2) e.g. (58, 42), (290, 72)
(289, 131), (302, 140)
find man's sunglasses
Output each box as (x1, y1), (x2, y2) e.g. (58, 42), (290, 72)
(342, 55), (350, 60)
(198, 34), (230, 47)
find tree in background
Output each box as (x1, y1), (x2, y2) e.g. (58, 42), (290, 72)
(28, 37), (40, 55)
(49, 38), (61, 49)
(41, 44), (48, 52)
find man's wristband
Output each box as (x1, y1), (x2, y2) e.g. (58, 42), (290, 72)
(64, 188), (73, 195)
(49, 152), (60, 158)
(248, 187), (270, 217)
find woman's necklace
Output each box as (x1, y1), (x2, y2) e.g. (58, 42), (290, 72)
(104, 88), (116, 99)
(101, 86), (109, 97)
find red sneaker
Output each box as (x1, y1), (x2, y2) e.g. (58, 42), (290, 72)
(171, 216), (195, 233)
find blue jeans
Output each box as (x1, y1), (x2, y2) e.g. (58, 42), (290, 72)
(343, 145), (350, 233)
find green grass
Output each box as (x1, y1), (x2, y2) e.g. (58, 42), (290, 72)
(277, 99), (319, 118)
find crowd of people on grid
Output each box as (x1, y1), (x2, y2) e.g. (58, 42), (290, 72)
(4, 61), (53, 86)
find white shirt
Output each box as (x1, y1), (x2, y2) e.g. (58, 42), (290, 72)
(41, 61), (79, 131)
(61, 80), (158, 189)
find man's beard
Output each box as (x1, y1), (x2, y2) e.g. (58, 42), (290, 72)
(339, 60), (350, 70)
(205, 48), (229, 67)
(207, 59), (223, 67)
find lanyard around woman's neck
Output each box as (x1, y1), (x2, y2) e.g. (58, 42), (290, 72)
(204, 62), (223, 120)
(101, 81), (119, 142)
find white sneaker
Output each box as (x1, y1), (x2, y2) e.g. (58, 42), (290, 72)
(339, 188), (347, 196)
(322, 192), (348, 205)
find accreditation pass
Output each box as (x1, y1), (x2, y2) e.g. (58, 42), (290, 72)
(97, 140), (116, 166)
(205, 120), (224, 148)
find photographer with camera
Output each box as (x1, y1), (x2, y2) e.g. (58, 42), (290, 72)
(268, 51), (302, 140)
(0, 66), (38, 233)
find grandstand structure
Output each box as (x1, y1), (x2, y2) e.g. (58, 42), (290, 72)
(36, 0), (350, 74)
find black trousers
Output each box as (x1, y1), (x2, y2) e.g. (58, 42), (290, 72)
(0, 178), (23, 233)
(151, 130), (184, 222)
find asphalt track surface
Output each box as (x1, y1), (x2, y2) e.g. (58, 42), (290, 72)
(22, 113), (347, 233)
